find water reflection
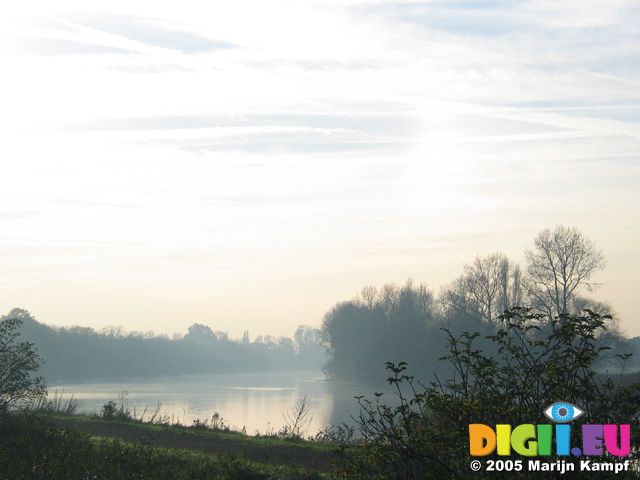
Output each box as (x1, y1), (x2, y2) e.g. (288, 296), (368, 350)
(50, 371), (371, 435)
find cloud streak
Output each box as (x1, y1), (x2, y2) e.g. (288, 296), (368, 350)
(66, 13), (235, 53)
(12, 36), (132, 55)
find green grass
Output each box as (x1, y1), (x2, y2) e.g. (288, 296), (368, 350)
(1, 413), (333, 479)
(43, 412), (338, 452)
(87, 436), (327, 480)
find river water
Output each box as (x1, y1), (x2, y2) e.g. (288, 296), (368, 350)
(49, 371), (367, 435)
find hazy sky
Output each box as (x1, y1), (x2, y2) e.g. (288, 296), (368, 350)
(1, 0), (639, 338)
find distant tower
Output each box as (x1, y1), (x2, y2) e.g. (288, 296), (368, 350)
(241, 330), (250, 345)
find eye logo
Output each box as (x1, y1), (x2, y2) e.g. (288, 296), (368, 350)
(544, 402), (584, 423)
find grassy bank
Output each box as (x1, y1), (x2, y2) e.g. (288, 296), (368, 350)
(0, 412), (336, 479)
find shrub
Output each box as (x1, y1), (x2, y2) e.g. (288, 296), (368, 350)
(100, 398), (131, 421)
(336, 308), (640, 479)
(25, 390), (81, 415)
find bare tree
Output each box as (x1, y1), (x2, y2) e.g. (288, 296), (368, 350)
(525, 225), (605, 317)
(279, 395), (313, 439)
(358, 285), (378, 309)
(442, 253), (522, 323)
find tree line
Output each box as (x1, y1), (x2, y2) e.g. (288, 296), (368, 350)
(321, 225), (629, 384)
(7, 310), (324, 383)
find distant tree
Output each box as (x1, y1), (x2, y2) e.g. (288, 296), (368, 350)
(292, 325), (326, 369)
(101, 326), (125, 337)
(11, 311), (321, 383)
(277, 337), (295, 354)
(0, 309), (46, 410)
(213, 331), (229, 342)
(321, 301), (381, 381)
(321, 281), (443, 383)
(184, 323), (229, 344)
(359, 286), (378, 309)
(442, 253), (522, 323)
(185, 323), (215, 340)
(526, 226), (605, 317)
(293, 326), (322, 353)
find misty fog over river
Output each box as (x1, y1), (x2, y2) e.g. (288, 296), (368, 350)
(49, 371), (368, 435)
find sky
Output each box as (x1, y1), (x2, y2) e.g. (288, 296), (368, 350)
(0, 0), (639, 338)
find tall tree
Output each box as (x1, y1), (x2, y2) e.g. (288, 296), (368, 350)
(442, 253), (522, 323)
(525, 225), (605, 317)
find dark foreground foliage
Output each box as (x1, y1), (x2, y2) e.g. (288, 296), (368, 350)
(0, 413), (322, 480)
(0, 314), (45, 411)
(335, 308), (640, 479)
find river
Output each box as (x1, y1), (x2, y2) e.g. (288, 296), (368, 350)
(49, 371), (368, 435)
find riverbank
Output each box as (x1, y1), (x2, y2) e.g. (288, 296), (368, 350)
(51, 413), (336, 471)
(0, 412), (338, 479)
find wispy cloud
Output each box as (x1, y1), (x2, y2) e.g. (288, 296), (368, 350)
(12, 36), (132, 55)
(52, 199), (137, 209)
(0, 210), (38, 220)
(66, 13), (235, 53)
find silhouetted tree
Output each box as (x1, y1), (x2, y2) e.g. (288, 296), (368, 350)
(526, 225), (605, 317)
(442, 253), (522, 324)
(322, 281), (446, 383)
(0, 309), (45, 410)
